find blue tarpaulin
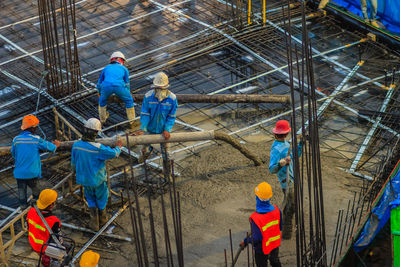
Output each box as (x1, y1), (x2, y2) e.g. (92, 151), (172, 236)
(330, 0), (400, 35)
(353, 166), (400, 252)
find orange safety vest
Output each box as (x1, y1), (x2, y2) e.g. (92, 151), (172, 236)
(249, 205), (281, 255)
(27, 207), (61, 253)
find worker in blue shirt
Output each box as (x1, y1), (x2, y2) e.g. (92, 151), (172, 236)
(11, 115), (60, 208)
(268, 120), (303, 239)
(71, 118), (122, 231)
(134, 72), (178, 164)
(97, 51), (136, 129)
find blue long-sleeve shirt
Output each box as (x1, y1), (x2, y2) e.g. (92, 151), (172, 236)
(11, 131), (57, 179)
(268, 140), (303, 189)
(71, 141), (121, 187)
(96, 62), (130, 91)
(140, 90), (178, 134)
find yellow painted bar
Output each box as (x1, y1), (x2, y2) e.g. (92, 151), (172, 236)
(262, 0), (266, 25)
(248, 0), (252, 25)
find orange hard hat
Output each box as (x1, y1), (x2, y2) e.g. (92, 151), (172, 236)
(21, 115), (39, 130)
(272, 120), (291, 135)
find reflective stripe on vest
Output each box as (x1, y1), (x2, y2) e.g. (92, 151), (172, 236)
(250, 205), (281, 255)
(28, 218), (46, 232)
(29, 232), (44, 245)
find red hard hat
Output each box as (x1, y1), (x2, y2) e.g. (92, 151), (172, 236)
(273, 120), (291, 134)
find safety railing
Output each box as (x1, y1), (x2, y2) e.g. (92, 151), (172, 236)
(0, 208), (29, 266)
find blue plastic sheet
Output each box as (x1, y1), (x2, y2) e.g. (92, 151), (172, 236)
(331, 0), (400, 34)
(353, 167), (400, 252)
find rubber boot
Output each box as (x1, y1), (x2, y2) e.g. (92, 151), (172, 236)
(98, 105), (109, 124)
(126, 107), (136, 130)
(89, 207), (99, 232)
(99, 208), (109, 227)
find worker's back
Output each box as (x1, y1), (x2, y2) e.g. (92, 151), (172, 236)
(250, 205), (281, 255)
(11, 131), (56, 179)
(97, 63), (129, 88)
(71, 140), (120, 187)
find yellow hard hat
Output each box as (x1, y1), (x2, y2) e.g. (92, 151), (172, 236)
(21, 114), (39, 130)
(80, 250), (100, 267)
(254, 182), (272, 201)
(37, 189), (57, 209)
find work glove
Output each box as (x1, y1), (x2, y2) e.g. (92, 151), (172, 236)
(115, 138), (123, 148)
(162, 131), (171, 140)
(279, 159), (287, 167)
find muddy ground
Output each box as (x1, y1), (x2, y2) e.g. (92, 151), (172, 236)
(98, 135), (363, 267)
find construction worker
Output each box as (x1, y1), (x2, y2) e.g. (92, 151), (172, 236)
(71, 118), (122, 231)
(27, 189), (61, 267)
(268, 120), (302, 239)
(134, 72), (178, 163)
(240, 182), (282, 267)
(80, 250), (100, 267)
(11, 115), (60, 208)
(360, 0), (379, 27)
(97, 51), (136, 128)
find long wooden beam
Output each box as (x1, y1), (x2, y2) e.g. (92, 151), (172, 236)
(0, 131), (262, 166)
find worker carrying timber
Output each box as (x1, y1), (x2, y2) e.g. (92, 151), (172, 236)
(27, 189), (62, 267)
(268, 120), (302, 239)
(97, 51), (136, 128)
(71, 118), (122, 231)
(134, 72), (178, 163)
(11, 115), (60, 208)
(80, 250), (100, 267)
(240, 182), (282, 267)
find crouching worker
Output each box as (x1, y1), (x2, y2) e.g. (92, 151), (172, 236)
(71, 118), (122, 231)
(240, 182), (282, 267)
(80, 250), (100, 267)
(27, 189), (62, 267)
(12, 115), (60, 208)
(97, 51), (136, 129)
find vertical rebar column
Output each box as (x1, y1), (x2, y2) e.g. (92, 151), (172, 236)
(37, 0), (82, 98)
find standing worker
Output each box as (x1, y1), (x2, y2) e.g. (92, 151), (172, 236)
(97, 51), (136, 129)
(11, 115), (60, 208)
(80, 250), (100, 267)
(27, 189), (62, 267)
(360, 0), (379, 27)
(268, 120), (302, 239)
(134, 72), (178, 163)
(240, 182), (282, 267)
(71, 118), (122, 231)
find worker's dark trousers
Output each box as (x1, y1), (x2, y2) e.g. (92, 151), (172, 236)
(255, 248), (281, 267)
(16, 178), (40, 206)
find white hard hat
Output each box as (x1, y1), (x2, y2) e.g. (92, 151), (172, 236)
(84, 118), (102, 131)
(152, 72), (170, 88)
(110, 51), (126, 61)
